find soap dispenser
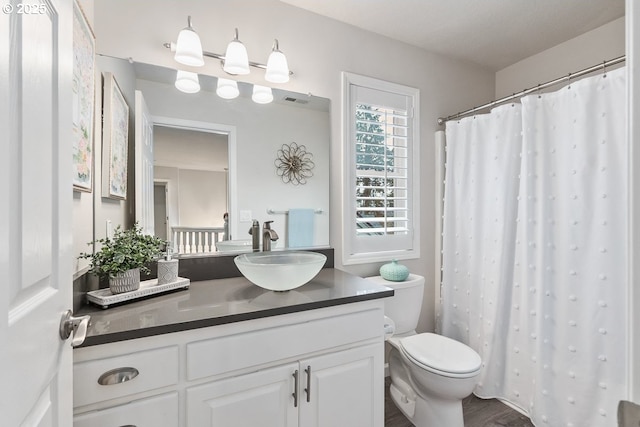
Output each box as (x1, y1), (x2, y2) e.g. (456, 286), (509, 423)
(157, 242), (179, 285)
(249, 220), (260, 251)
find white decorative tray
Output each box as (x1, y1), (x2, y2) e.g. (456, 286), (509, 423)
(86, 277), (190, 309)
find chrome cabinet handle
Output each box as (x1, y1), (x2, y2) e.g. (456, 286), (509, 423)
(304, 365), (311, 402)
(59, 310), (90, 347)
(292, 369), (299, 407)
(97, 367), (140, 386)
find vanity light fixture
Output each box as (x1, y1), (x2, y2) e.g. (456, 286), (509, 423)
(216, 78), (240, 100)
(174, 16), (204, 67)
(252, 85), (274, 104)
(265, 40), (290, 83)
(165, 17), (293, 82)
(223, 29), (250, 75)
(174, 70), (200, 94)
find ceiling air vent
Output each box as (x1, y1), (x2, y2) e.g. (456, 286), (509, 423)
(284, 96), (309, 104)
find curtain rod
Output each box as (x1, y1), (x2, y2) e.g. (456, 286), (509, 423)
(437, 55), (625, 125)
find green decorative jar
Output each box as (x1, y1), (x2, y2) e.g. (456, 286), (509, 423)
(379, 259), (409, 282)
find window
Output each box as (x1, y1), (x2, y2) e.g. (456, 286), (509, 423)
(342, 73), (420, 264)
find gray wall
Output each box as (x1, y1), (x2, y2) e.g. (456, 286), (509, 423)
(496, 17), (624, 98)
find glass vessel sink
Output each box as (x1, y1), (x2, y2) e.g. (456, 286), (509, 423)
(234, 251), (327, 291)
(216, 239), (278, 253)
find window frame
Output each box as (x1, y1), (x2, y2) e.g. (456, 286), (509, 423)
(341, 72), (420, 265)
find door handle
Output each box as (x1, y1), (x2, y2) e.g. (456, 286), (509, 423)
(59, 310), (90, 347)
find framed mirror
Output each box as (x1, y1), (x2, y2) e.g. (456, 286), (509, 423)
(98, 58), (331, 256)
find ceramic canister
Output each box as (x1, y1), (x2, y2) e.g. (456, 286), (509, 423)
(157, 259), (179, 285)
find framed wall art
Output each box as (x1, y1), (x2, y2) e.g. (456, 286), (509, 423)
(102, 72), (129, 200)
(71, 0), (95, 192)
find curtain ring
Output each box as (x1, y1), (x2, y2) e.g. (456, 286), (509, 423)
(602, 60), (607, 78)
(537, 84), (542, 99)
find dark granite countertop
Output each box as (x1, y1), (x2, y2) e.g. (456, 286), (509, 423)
(76, 268), (393, 348)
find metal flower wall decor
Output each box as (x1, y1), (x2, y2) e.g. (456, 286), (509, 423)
(275, 142), (315, 185)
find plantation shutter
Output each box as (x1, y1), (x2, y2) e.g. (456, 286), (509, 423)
(349, 84), (414, 254)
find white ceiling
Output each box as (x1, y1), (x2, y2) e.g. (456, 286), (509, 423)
(279, 0), (624, 71)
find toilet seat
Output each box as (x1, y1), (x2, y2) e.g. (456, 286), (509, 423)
(399, 333), (481, 379)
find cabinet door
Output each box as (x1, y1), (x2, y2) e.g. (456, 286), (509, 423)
(299, 344), (384, 427)
(73, 392), (178, 427)
(187, 363), (299, 427)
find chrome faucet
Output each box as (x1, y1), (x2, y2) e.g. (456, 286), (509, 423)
(262, 221), (279, 251)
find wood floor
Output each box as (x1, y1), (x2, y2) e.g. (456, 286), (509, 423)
(384, 378), (535, 427)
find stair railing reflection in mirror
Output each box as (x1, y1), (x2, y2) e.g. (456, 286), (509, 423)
(172, 226), (224, 254)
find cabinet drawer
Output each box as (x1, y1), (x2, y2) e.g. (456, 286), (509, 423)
(187, 308), (382, 381)
(74, 391), (179, 427)
(74, 346), (179, 408)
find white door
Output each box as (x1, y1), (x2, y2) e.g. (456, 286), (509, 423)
(186, 363), (299, 427)
(135, 90), (155, 235)
(299, 344), (383, 427)
(0, 0), (75, 425)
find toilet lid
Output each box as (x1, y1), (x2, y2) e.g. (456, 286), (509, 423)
(400, 333), (481, 375)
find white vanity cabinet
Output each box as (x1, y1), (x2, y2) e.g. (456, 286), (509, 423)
(299, 344), (380, 427)
(73, 299), (386, 427)
(186, 344), (380, 427)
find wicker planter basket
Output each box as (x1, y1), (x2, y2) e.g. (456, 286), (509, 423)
(109, 268), (141, 294)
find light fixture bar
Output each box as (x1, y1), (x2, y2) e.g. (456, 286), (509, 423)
(163, 42), (294, 76)
(204, 49), (267, 71)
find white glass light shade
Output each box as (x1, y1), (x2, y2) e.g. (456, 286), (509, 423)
(223, 29), (250, 75)
(265, 48), (290, 83)
(252, 85), (273, 104)
(175, 70), (200, 93)
(216, 78), (239, 99)
(174, 25), (204, 67)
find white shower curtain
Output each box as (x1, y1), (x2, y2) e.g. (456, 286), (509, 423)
(440, 67), (627, 427)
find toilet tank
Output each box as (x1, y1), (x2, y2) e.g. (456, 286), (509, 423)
(367, 274), (425, 335)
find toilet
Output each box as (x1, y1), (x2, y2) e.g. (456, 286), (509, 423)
(368, 274), (481, 427)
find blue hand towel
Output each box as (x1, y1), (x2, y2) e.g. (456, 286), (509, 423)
(288, 209), (315, 248)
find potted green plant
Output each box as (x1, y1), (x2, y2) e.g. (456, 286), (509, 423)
(80, 223), (166, 294)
